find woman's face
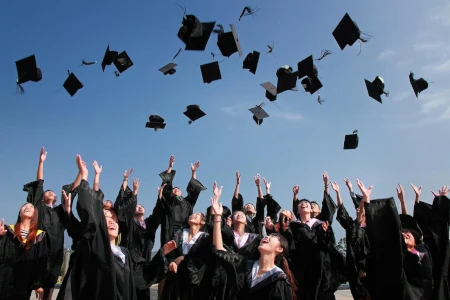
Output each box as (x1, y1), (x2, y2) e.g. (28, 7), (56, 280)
(103, 200), (113, 209)
(233, 211), (247, 224)
(20, 203), (35, 219)
(171, 187), (182, 197)
(297, 201), (311, 214)
(43, 191), (57, 205)
(244, 204), (255, 214)
(258, 234), (283, 255)
(106, 216), (119, 239)
(188, 212), (204, 226)
(135, 205), (145, 215)
(311, 203), (320, 217)
(402, 230), (416, 249)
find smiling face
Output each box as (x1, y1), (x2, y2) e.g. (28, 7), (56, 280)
(402, 230), (416, 249)
(106, 216), (119, 240)
(233, 211), (247, 225)
(310, 202), (320, 217)
(43, 190), (57, 205)
(188, 212), (205, 226)
(135, 205), (145, 216)
(171, 187), (182, 197)
(258, 234), (284, 255)
(20, 203), (35, 219)
(244, 204), (256, 215)
(297, 200), (311, 215)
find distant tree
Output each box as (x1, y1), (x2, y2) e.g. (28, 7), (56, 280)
(336, 237), (347, 257)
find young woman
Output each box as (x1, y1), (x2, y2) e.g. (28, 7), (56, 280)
(211, 182), (297, 300)
(0, 203), (48, 300)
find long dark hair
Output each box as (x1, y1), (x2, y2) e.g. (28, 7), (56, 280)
(271, 233), (298, 300)
(14, 203), (39, 250)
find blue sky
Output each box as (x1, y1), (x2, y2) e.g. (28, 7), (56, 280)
(1, 0), (450, 248)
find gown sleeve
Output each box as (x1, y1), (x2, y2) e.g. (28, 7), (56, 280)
(336, 204), (353, 231)
(265, 194), (281, 223)
(184, 177), (207, 208)
(159, 170), (176, 199)
(317, 191), (337, 223)
(232, 193), (245, 212)
(271, 279), (293, 300)
(23, 179), (45, 206)
(113, 185), (137, 246)
(252, 197), (266, 235)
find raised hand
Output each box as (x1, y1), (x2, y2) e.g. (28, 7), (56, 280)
(254, 174), (261, 186)
(93, 160), (102, 174)
(169, 155), (175, 168)
(264, 216), (274, 229)
(211, 192), (223, 216)
(133, 178), (141, 195)
(410, 184), (422, 197)
(263, 177), (271, 190)
(62, 190), (72, 215)
(396, 184), (405, 202)
(123, 168), (133, 179)
(330, 182), (340, 192)
(76, 155), (88, 177)
(191, 161), (200, 172)
(322, 171), (329, 185)
(356, 179), (373, 201)
(213, 181), (223, 198)
(162, 240), (177, 256)
(321, 221), (329, 232)
(343, 178), (353, 191)
(292, 185), (300, 196)
(39, 147), (47, 162)
(158, 183), (167, 200)
(236, 171), (241, 185)
(0, 219), (5, 236)
(431, 185), (450, 197)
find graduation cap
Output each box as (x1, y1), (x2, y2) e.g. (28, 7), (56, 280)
(399, 214), (423, 244)
(301, 76), (322, 95)
(344, 130), (358, 150)
(249, 104), (269, 125)
(409, 72), (429, 98)
(243, 51), (260, 74)
(276, 66), (298, 94)
(365, 76), (388, 103)
(15, 55), (42, 93)
(146, 115), (166, 131)
(184, 105), (206, 124)
(200, 61), (222, 84)
(159, 63), (177, 75)
(113, 51), (133, 73)
(297, 55), (318, 79)
(216, 24), (243, 58)
(177, 15), (216, 51)
(101, 44), (118, 72)
(332, 13), (370, 50)
(261, 82), (277, 101)
(63, 72), (83, 97)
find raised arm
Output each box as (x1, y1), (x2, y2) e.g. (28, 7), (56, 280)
(234, 171), (240, 199)
(231, 171), (244, 212)
(396, 184), (408, 215)
(185, 161), (207, 207)
(122, 168), (134, 191)
(292, 185), (300, 218)
(36, 147), (46, 180)
(263, 178), (281, 222)
(159, 156), (176, 197)
(92, 160), (102, 191)
(211, 182), (225, 251)
(410, 183), (422, 204)
(24, 148), (47, 206)
(331, 182), (353, 230)
(255, 174), (263, 199)
(323, 171), (329, 195)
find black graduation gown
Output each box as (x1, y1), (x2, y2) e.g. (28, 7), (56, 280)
(413, 196), (450, 300)
(205, 205), (234, 247)
(114, 185), (162, 261)
(23, 179), (67, 286)
(161, 229), (213, 300)
(58, 179), (168, 300)
(403, 244), (434, 300)
(0, 226), (48, 300)
(221, 226), (262, 261)
(363, 198), (412, 299)
(231, 193), (265, 234)
(212, 249), (293, 300)
(336, 204), (371, 299)
(158, 170), (207, 246)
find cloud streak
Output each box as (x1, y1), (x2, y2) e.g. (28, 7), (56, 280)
(377, 50), (395, 61)
(273, 112), (303, 122)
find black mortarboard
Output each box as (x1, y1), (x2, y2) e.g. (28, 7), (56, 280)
(15, 55), (42, 93)
(332, 13), (366, 50)
(344, 130), (358, 150)
(200, 61), (222, 84)
(243, 51), (260, 74)
(146, 115), (166, 131)
(297, 55), (318, 79)
(365, 76), (387, 103)
(184, 105), (206, 124)
(217, 24), (243, 58)
(63, 72), (83, 97)
(409, 72), (429, 98)
(301, 76), (322, 95)
(249, 105), (269, 125)
(400, 214), (423, 244)
(159, 63), (177, 75)
(113, 51), (133, 73)
(101, 44), (118, 72)
(276, 66), (298, 94)
(178, 15), (216, 51)
(261, 82), (277, 101)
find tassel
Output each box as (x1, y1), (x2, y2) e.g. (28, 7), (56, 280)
(80, 60), (97, 66)
(266, 43), (274, 54)
(174, 4), (187, 17)
(213, 24), (224, 34)
(114, 71), (120, 77)
(239, 6), (260, 21)
(317, 94), (325, 104)
(172, 48), (182, 61)
(316, 49), (332, 61)
(16, 82), (25, 94)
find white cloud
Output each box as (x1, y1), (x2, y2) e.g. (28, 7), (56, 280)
(377, 50), (395, 61)
(273, 112), (303, 122)
(220, 103), (250, 117)
(428, 3), (450, 26)
(422, 59), (450, 74)
(392, 91), (412, 102)
(419, 89), (450, 118)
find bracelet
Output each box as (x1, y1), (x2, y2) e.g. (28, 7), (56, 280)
(123, 178), (128, 181)
(214, 220), (222, 223)
(214, 217), (222, 222)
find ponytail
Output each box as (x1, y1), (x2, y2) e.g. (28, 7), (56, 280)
(279, 256), (298, 300)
